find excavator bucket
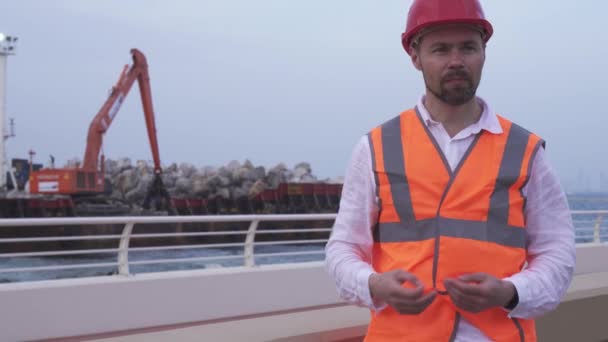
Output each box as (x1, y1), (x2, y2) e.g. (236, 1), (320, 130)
(143, 174), (175, 214)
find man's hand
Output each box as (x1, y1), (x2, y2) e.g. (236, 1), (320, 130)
(369, 270), (437, 315)
(444, 273), (516, 313)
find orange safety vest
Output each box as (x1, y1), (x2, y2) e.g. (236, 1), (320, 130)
(365, 108), (544, 342)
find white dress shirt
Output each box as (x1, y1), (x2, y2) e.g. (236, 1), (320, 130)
(324, 96), (576, 341)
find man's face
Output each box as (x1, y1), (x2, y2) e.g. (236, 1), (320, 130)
(411, 26), (486, 106)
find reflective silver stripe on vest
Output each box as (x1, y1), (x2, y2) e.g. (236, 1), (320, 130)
(520, 139), (545, 212)
(381, 115), (415, 223)
(488, 123), (531, 226)
(368, 133), (382, 233)
(376, 218), (526, 248)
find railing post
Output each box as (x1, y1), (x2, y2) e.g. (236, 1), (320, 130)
(594, 214), (603, 243)
(244, 220), (259, 267)
(118, 222), (135, 276)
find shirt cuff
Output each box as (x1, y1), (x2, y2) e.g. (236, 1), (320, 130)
(502, 275), (529, 317)
(357, 268), (387, 312)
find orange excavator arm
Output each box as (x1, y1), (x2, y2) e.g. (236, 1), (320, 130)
(82, 49), (162, 175)
(81, 48), (171, 212)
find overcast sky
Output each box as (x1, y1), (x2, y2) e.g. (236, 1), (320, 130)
(1, 1), (606, 191)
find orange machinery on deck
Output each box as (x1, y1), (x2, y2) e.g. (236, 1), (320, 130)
(29, 168), (104, 194)
(29, 49), (169, 209)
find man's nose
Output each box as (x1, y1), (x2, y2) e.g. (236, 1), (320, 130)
(447, 49), (465, 69)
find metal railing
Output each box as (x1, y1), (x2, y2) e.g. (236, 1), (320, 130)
(569, 210), (608, 243)
(0, 211), (606, 281)
(0, 214), (335, 279)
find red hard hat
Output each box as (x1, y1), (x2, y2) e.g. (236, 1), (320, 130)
(401, 0), (493, 55)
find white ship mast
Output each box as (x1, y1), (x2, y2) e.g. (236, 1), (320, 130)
(0, 33), (18, 191)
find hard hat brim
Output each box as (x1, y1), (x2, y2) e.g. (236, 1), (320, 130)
(402, 19), (494, 55)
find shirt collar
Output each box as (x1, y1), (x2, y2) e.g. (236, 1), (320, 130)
(416, 96), (503, 135)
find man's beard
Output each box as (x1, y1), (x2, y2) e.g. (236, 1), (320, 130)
(425, 70), (478, 106)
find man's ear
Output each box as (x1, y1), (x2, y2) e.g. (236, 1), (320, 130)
(411, 49), (422, 71)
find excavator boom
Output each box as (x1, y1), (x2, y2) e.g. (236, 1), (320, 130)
(82, 49), (162, 173)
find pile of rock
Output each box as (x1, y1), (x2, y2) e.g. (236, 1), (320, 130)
(94, 158), (341, 204)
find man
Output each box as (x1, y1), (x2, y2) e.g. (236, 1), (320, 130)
(324, 0), (575, 341)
